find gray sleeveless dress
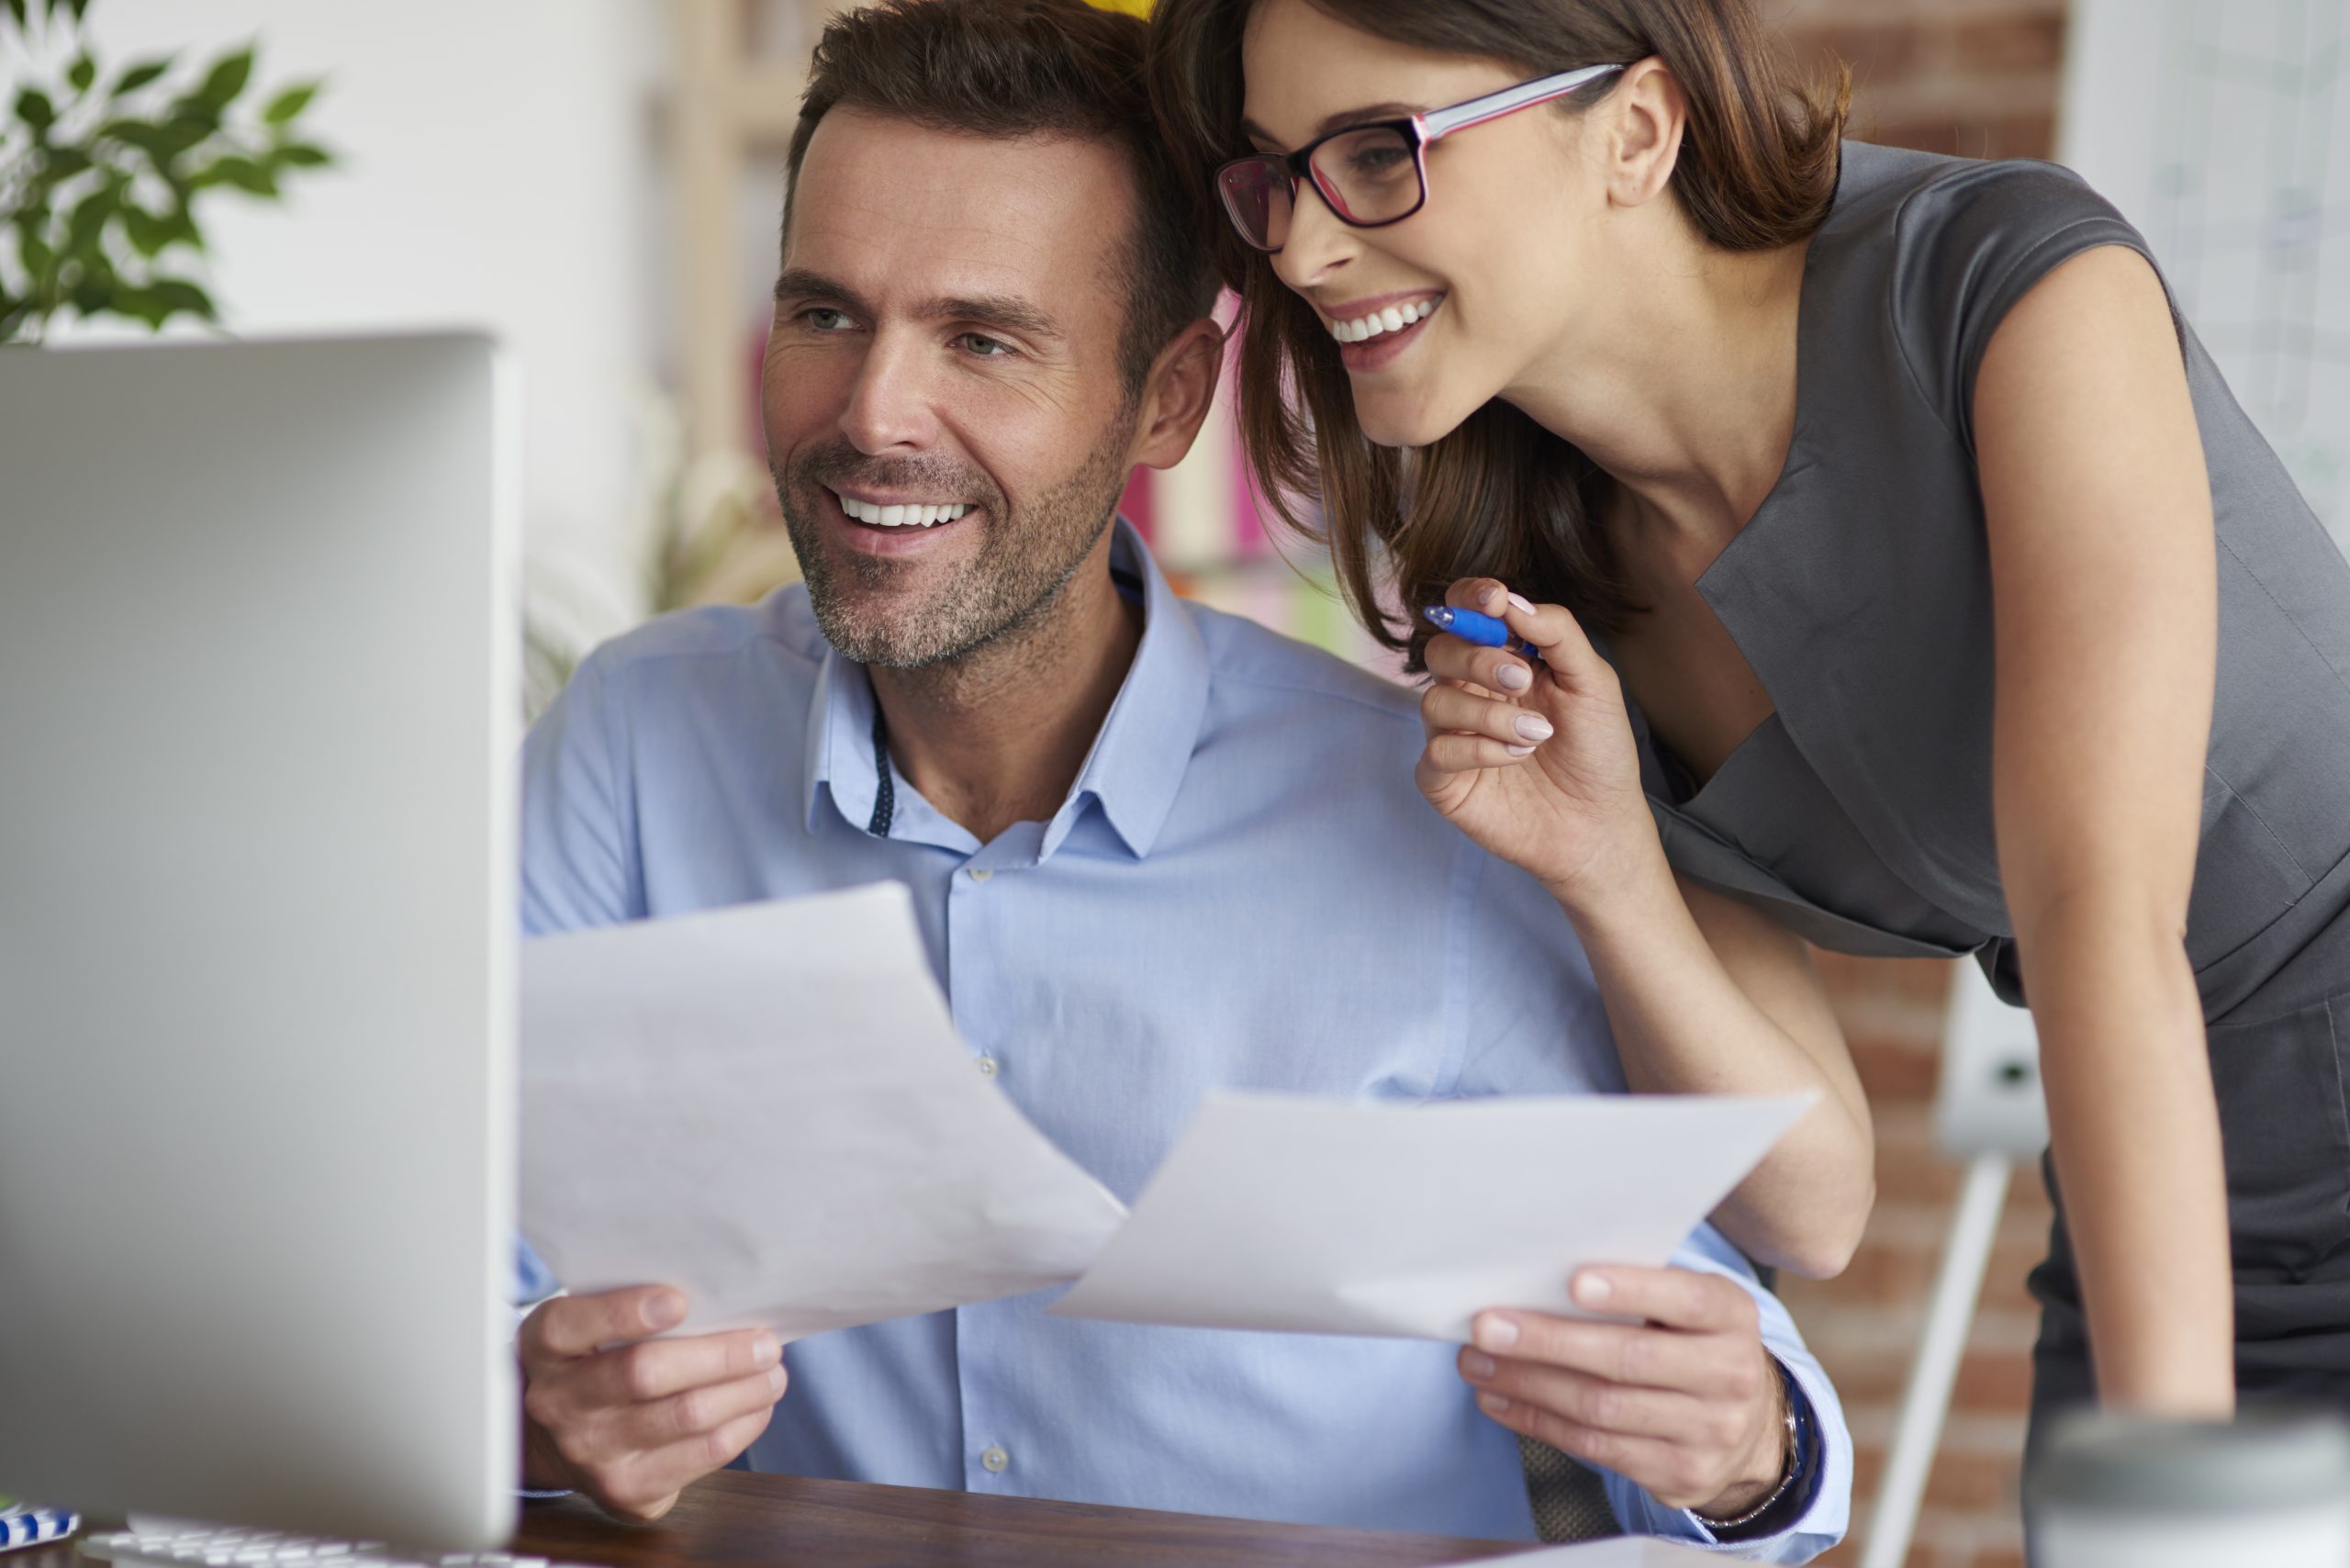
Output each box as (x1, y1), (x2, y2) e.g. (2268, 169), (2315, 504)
(1622, 141), (2350, 1429)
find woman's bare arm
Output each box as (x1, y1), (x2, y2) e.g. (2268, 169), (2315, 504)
(1975, 242), (2233, 1415)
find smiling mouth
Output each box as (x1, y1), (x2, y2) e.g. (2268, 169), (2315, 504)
(1326, 295), (1443, 344)
(828, 487), (974, 528)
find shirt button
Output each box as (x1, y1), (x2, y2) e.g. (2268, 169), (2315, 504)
(975, 1056), (998, 1079)
(980, 1444), (1010, 1473)
(968, 866), (993, 883)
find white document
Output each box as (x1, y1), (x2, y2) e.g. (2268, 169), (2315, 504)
(1051, 1092), (1811, 1343)
(519, 883), (1127, 1340)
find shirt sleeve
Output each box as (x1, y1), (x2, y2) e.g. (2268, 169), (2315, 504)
(1887, 156), (2162, 455)
(520, 652), (644, 935)
(1600, 1226), (1852, 1562)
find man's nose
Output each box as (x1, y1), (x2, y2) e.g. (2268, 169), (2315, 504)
(1270, 179), (1356, 297)
(837, 333), (938, 455)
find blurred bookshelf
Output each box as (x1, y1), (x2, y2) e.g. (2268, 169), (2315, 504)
(661, 0), (1398, 677)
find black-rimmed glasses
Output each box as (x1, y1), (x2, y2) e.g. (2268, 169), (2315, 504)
(1214, 63), (1628, 254)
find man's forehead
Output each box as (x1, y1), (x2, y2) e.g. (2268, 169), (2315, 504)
(786, 107), (1135, 305)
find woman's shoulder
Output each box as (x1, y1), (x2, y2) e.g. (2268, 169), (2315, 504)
(1814, 141), (2158, 442)
(1824, 141), (2127, 247)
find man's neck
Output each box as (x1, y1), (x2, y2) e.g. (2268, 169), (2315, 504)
(868, 535), (1144, 846)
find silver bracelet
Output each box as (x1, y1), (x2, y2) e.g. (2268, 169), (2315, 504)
(1689, 1393), (1801, 1533)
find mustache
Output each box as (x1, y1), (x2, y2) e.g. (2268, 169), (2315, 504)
(784, 440), (1002, 511)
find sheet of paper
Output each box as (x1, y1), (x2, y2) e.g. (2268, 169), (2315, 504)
(520, 883), (1127, 1340)
(1051, 1091), (1811, 1343)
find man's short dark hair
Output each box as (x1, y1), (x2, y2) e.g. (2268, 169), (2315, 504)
(783, 0), (1222, 398)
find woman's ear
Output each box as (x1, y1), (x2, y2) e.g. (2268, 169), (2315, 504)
(1599, 57), (1688, 210)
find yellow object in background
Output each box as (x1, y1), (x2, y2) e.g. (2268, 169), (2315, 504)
(1087, 0), (1153, 15)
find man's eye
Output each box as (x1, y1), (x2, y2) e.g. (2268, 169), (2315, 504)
(957, 333), (1013, 357)
(801, 308), (853, 331)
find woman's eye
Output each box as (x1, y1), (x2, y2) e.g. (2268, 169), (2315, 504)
(801, 308), (853, 331)
(957, 333), (1013, 357)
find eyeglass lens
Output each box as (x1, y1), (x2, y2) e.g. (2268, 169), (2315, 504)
(1220, 124), (1421, 250)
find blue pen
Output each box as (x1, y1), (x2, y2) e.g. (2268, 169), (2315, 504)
(1421, 604), (1544, 664)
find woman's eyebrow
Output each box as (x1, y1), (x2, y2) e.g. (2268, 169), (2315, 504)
(1240, 101), (1427, 150)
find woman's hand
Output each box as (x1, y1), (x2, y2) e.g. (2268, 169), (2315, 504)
(1416, 578), (1652, 906)
(1460, 1266), (1793, 1518)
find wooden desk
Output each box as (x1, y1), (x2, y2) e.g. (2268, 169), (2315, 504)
(28, 1473), (1528, 1568)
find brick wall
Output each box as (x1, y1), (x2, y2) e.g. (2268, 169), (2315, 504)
(1763, 6), (2070, 1566)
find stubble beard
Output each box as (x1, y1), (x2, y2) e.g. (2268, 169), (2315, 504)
(777, 419), (1135, 672)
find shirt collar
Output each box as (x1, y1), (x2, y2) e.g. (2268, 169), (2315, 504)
(801, 518), (1212, 861)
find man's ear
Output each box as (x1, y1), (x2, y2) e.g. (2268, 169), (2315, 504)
(1127, 317), (1227, 471)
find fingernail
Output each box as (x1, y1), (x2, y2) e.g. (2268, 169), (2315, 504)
(1514, 714), (1553, 743)
(752, 1333), (781, 1367)
(1575, 1272), (1612, 1307)
(1481, 585), (1504, 610)
(1475, 1314), (1520, 1352)
(1461, 1350), (1496, 1380)
(1506, 592), (1536, 616)
(1478, 1391), (1512, 1415)
(1505, 744), (1537, 757)
(767, 1364), (787, 1395)
(644, 1292), (687, 1331)
(1497, 664), (1531, 692)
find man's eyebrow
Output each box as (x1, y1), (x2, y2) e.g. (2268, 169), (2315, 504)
(773, 268), (871, 313)
(1240, 102), (1424, 151)
(924, 293), (1061, 341)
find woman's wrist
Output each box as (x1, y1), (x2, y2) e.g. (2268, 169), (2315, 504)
(1541, 801), (1671, 925)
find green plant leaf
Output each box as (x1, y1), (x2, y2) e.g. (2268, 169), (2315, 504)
(148, 276), (215, 319)
(121, 205), (167, 255)
(43, 145), (91, 181)
(68, 53), (95, 94)
(63, 181), (118, 253)
(261, 80), (319, 126)
(113, 57), (174, 96)
(5, 1), (27, 36)
(69, 264), (116, 316)
(108, 283), (168, 328)
(19, 228), (54, 280)
(16, 87), (57, 133)
(193, 154), (275, 196)
(194, 48), (253, 111)
(271, 140), (330, 169)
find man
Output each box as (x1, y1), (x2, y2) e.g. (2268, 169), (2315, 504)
(513, 1), (1850, 1558)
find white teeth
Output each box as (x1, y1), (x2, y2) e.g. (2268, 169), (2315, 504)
(832, 490), (974, 527)
(1330, 297), (1439, 344)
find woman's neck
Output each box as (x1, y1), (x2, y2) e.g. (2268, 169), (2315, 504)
(1501, 214), (1811, 574)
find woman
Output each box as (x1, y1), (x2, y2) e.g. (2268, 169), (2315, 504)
(1149, 0), (2350, 1444)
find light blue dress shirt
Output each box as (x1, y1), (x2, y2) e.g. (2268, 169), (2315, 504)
(520, 521), (1850, 1560)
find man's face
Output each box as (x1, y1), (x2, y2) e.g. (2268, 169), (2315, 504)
(765, 108), (1145, 669)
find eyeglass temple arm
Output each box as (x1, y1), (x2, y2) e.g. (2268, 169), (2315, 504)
(1416, 63), (1627, 143)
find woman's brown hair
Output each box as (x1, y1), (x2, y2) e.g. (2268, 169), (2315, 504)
(1147, 0), (1849, 662)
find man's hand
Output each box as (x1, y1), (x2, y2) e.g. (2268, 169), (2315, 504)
(1459, 1267), (1792, 1519)
(519, 1284), (787, 1521)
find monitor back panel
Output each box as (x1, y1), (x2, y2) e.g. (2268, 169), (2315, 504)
(0, 335), (518, 1550)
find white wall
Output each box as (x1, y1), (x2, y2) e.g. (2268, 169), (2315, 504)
(52, 0), (668, 624)
(2062, 0), (2350, 552)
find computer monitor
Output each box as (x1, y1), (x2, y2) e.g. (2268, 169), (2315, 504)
(0, 335), (520, 1551)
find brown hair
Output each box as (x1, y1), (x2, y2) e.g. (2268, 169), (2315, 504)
(1147, 0), (1850, 660)
(786, 0), (1222, 396)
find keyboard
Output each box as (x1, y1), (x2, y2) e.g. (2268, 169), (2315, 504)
(78, 1525), (593, 1568)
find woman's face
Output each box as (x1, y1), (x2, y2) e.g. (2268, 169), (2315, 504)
(1238, 0), (1606, 447)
